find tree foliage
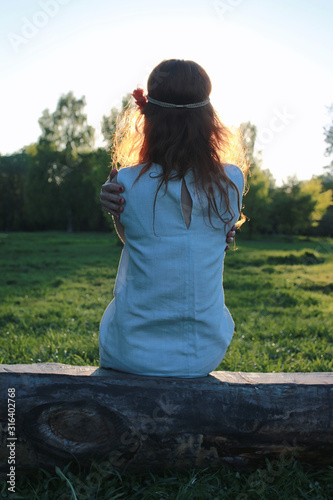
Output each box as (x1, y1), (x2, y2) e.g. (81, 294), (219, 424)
(33, 92), (98, 231)
(270, 177), (314, 238)
(300, 178), (332, 227)
(316, 104), (333, 236)
(239, 119), (332, 238)
(38, 91), (95, 153)
(239, 122), (275, 238)
(101, 93), (132, 150)
(324, 103), (333, 162)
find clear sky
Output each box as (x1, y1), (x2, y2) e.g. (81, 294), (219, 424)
(1, 0), (333, 185)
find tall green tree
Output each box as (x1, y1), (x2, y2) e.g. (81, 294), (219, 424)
(36, 92), (95, 231)
(300, 177), (332, 233)
(319, 105), (333, 235)
(270, 177), (317, 239)
(324, 103), (333, 169)
(239, 121), (258, 168)
(101, 93), (132, 150)
(238, 122), (274, 238)
(38, 92), (94, 153)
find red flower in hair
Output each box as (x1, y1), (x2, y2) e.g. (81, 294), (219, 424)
(132, 88), (147, 111)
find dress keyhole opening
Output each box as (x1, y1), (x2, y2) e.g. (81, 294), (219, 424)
(181, 179), (193, 229)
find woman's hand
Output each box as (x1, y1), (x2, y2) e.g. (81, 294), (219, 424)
(100, 169), (125, 220)
(225, 225), (237, 251)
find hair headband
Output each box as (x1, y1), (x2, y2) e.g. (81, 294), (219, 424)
(147, 95), (210, 109)
(131, 88), (210, 111)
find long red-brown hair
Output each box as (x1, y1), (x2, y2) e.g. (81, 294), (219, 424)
(111, 59), (248, 229)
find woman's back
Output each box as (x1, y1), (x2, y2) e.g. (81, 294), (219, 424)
(99, 163), (244, 378)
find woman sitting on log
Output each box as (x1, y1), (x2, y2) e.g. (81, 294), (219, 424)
(99, 59), (248, 378)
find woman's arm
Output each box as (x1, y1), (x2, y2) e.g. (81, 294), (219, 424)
(100, 169), (124, 216)
(100, 169), (126, 243)
(110, 172), (126, 243)
(113, 214), (126, 243)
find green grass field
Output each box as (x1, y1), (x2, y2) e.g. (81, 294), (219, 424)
(0, 231), (332, 499)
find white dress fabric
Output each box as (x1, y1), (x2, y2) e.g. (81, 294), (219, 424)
(99, 163), (244, 378)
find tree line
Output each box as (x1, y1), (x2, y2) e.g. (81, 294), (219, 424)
(0, 92), (332, 236)
(238, 121), (332, 239)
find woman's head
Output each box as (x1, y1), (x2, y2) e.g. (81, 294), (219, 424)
(112, 59), (248, 229)
(140, 59), (221, 176)
(147, 59), (211, 106)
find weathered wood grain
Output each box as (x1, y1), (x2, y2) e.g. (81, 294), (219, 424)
(0, 363), (332, 475)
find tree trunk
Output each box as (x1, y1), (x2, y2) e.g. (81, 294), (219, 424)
(67, 207), (73, 233)
(0, 363), (332, 476)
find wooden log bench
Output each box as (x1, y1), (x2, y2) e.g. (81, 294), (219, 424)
(0, 363), (332, 475)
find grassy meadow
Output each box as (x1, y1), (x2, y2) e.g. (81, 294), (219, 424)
(0, 231), (332, 499)
(1, 231), (332, 371)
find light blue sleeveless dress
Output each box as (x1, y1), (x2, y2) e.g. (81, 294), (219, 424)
(99, 163), (244, 378)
